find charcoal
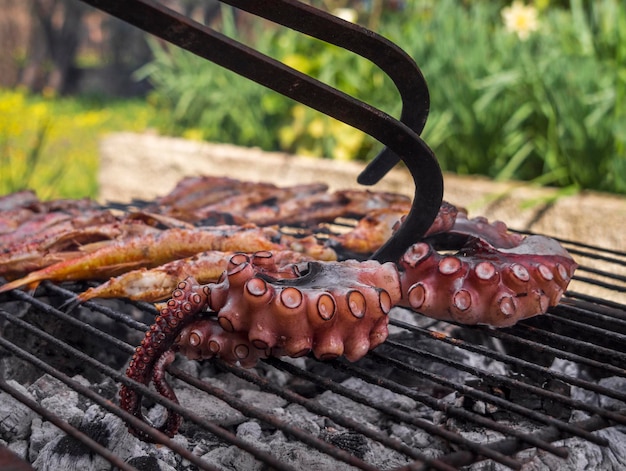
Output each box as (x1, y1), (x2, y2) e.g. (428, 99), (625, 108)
(31, 405), (134, 470)
(2, 305), (105, 384)
(208, 446), (265, 471)
(320, 429), (369, 459)
(364, 440), (417, 469)
(236, 420), (263, 442)
(7, 439), (29, 462)
(315, 381), (383, 427)
(315, 376), (417, 427)
(470, 426), (626, 471)
(287, 376), (327, 398)
(89, 376), (118, 401)
(375, 333), (478, 393)
(197, 421), (268, 471)
(1, 239), (624, 470)
(206, 370), (261, 393)
(25, 375), (88, 462)
(265, 431), (360, 471)
(126, 456), (176, 471)
(174, 385), (246, 428)
(137, 435), (189, 471)
(598, 377), (626, 411)
(540, 378), (572, 420)
(0, 381), (35, 441)
(389, 423), (433, 449)
(201, 443), (269, 471)
(28, 418), (64, 462)
(234, 389), (288, 413)
(283, 403), (324, 434)
(261, 358), (307, 387)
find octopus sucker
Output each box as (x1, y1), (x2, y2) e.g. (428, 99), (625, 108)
(116, 202), (577, 439)
(119, 278), (209, 441)
(473, 261), (498, 283)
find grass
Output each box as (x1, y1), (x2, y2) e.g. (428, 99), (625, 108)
(0, 88), (155, 200)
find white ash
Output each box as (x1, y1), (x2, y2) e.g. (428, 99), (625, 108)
(598, 377), (626, 411)
(4, 438), (29, 464)
(389, 423), (436, 450)
(0, 381), (35, 441)
(178, 383), (245, 426)
(274, 404), (324, 435)
(126, 456), (177, 471)
(315, 378), (393, 428)
(234, 389), (288, 413)
(0, 336), (623, 471)
(201, 422), (270, 471)
(32, 404), (134, 471)
(467, 427), (626, 471)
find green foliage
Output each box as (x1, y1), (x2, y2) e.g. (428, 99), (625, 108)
(397, 0), (626, 193)
(0, 89), (153, 199)
(135, 9), (292, 149)
(141, 1), (626, 194)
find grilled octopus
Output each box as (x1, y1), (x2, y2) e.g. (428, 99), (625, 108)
(120, 202), (577, 441)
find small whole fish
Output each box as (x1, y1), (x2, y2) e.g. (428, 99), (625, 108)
(0, 225), (330, 293)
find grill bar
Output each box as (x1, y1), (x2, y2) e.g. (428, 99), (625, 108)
(560, 301), (626, 330)
(509, 321), (624, 369)
(262, 358), (530, 468)
(422, 412), (617, 471)
(168, 366), (390, 471)
(568, 293), (626, 317)
(0, 305), (304, 471)
(477, 326), (625, 391)
(2, 232), (625, 469)
(353, 351), (606, 447)
(377, 344), (620, 437)
(394, 321), (626, 404)
(388, 324), (626, 424)
(0, 376), (137, 471)
(572, 275), (626, 294)
(0, 321), (221, 471)
(541, 312), (626, 349)
(576, 265), (626, 285)
(215, 359), (500, 470)
(2, 284), (453, 471)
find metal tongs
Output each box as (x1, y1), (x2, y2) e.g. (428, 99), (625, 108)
(79, 0), (444, 263)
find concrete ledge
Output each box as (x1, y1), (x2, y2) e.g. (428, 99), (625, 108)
(99, 132), (626, 252)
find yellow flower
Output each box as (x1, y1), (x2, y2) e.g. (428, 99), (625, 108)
(333, 8), (358, 24)
(501, 1), (539, 41)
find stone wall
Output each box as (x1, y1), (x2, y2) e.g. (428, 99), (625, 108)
(99, 132), (626, 252)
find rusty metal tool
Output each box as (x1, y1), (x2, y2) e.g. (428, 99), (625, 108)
(76, 0), (442, 262)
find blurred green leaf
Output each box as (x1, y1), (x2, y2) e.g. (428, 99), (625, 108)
(137, 0), (626, 195)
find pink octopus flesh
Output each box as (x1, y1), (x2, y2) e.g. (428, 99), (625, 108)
(120, 203), (577, 441)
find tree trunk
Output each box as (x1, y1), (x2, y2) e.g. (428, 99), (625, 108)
(19, 0), (86, 94)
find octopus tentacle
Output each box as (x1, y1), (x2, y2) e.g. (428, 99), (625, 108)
(178, 252), (402, 363)
(119, 278), (208, 440)
(398, 235), (577, 327)
(121, 203), (578, 440)
(176, 317), (269, 368)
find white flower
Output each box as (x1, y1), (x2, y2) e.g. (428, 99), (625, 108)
(501, 1), (539, 41)
(333, 8), (358, 24)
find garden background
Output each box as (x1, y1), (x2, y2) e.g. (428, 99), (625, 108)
(1, 0), (624, 200)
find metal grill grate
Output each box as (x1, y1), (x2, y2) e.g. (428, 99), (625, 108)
(1, 234), (625, 471)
